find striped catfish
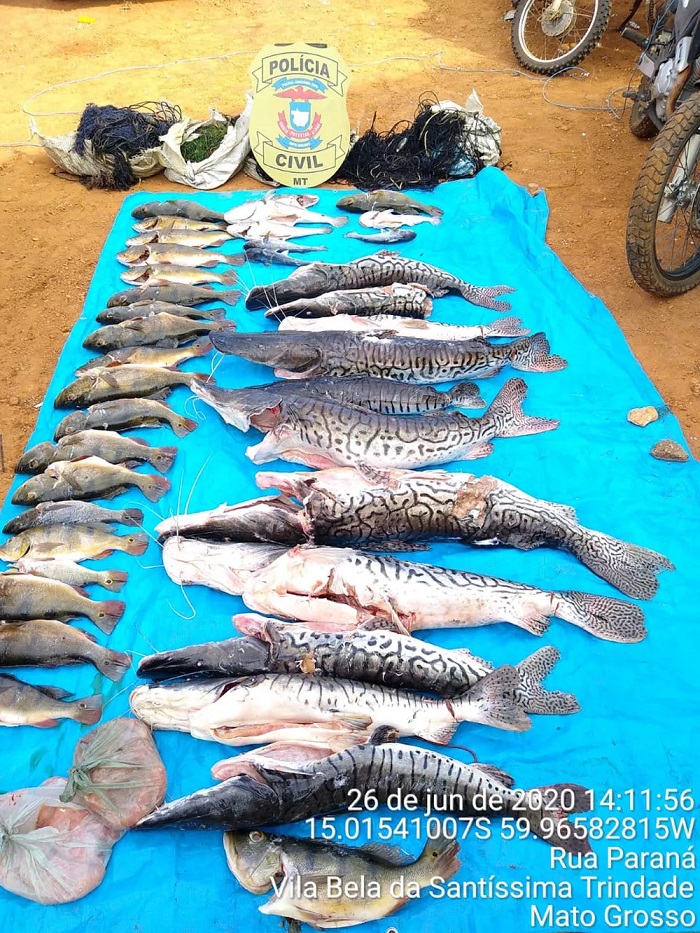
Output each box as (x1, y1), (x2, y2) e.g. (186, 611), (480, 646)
(136, 737), (593, 856)
(211, 329), (565, 382)
(278, 313), (529, 339)
(244, 251), (515, 311)
(192, 375), (484, 432)
(243, 545), (646, 643)
(263, 283), (433, 321)
(137, 612), (579, 716)
(133, 667), (531, 745)
(246, 378), (558, 469)
(155, 495), (305, 544)
(260, 467), (674, 600)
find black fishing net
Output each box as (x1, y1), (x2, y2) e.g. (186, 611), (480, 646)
(335, 93), (500, 191)
(74, 101), (182, 190)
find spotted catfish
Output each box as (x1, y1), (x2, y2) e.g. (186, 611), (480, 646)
(246, 378), (558, 469)
(262, 284), (434, 321)
(245, 251), (514, 312)
(260, 467), (674, 600)
(211, 330), (565, 382)
(243, 545), (647, 643)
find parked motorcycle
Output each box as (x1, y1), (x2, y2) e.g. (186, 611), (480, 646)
(510, 0), (612, 74)
(624, 0), (700, 294)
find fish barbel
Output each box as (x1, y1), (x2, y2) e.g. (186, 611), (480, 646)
(245, 251), (513, 312)
(0, 674), (102, 728)
(192, 376), (484, 433)
(107, 285), (241, 307)
(261, 467), (674, 600)
(245, 379), (557, 469)
(263, 283), (433, 321)
(131, 200), (226, 223)
(12, 456), (170, 505)
(138, 613), (579, 716)
(337, 190), (443, 217)
(136, 739), (593, 857)
(224, 828), (460, 928)
(242, 544), (647, 643)
(212, 329), (565, 382)
(278, 313), (529, 340)
(0, 573), (124, 634)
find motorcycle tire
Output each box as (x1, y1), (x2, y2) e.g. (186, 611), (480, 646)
(627, 93), (700, 296)
(629, 77), (659, 140)
(511, 0), (611, 75)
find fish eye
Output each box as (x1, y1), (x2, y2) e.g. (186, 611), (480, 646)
(248, 831), (264, 843)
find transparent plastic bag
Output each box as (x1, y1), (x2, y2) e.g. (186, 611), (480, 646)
(62, 718), (166, 830)
(0, 778), (120, 905)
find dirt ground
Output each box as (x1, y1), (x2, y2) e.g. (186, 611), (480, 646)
(0, 0), (698, 500)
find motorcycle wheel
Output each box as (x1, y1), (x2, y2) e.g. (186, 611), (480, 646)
(511, 0), (611, 75)
(627, 93), (700, 296)
(629, 77), (659, 140)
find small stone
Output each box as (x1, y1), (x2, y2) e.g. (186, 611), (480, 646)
(650, 440), (689, 462)
(627, 406), (658, 427)
(8, 396), (19, 406)
(690, 379), (700, 398)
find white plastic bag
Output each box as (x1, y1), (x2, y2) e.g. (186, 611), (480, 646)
(432, 92), (502, 175)
(0, 778), (120, 905)
(160, 98), (252, 190)
(32, 120), (162, 181)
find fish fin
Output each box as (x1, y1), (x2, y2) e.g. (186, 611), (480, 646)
(509, 332), (568, 373)
(141, 474), (170, 502)
(71, 694), (103, 725)
(33, 719), (60, 729)
(173, 416), (198, 437)
(452, 648), (492, 668)
(224, 253), (246, 266)
(365, 541), (430, 552)
(337, 714), (373, 730)
(368, 725), (400, 745)
(93, 600), (125, 635)
(95, 650), (132, 683)
(71, 585), (91, 598)
(100, 485), (129, 500)
(464, 440), (494, 459)
(417, 833), (461, 883)
(416, 721), (458, 744)
(567, 527), (674, 600)
(259, 899), (331, 924)
(515, 646), (580, 715)
(508, 603), (552, 636)
(152, 446), (178, 473)
(125, 533), (149, 557)
(460, 282), (515, 312)
(473, 763), (515, 788)
(522, 783), (593, 855)
(482, 316), (529, 338)
(447, 381), (486, 409)
(219, 271), (239, 285)
(452, 665), (532, 732)
(36, 684), (74, 700)
(145, 389), (172, 402)
(483, 378), (559, 439)
(357, 841), (416, 865)
(555, 592), (647, 643)
(73, 628), (98, 644)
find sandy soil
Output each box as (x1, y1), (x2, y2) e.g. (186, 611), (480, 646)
(0, 0), (698, 499)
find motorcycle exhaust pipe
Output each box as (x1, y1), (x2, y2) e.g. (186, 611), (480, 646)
(620, 26), (648, 48)
(666, 66), (691, 118)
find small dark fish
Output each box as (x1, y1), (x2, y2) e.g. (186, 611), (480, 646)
(131, 200), (226, 223)
(244, 248), (311, 267)
(2, 501), (143, 536)
(244, 237), (327, 253)
(0, 674), (102, 728)
(345, 228), (417, 244)
(0, 573), (124, 634)
(54, 399), (197, 440)
(96, 303), (226, 324)
(0, 620), (131, 682)
(107, 285), (241, 307)
(337, 190), (443, 217)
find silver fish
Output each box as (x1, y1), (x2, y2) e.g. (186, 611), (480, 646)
(243, 248), (311, 267)
(132, 217), (227, 233)
(120, 264), (239, 287)
(0, 573), (124, 634)
(245, 251), (513, 311)
(244, 545), (647, 643)
(125, 230), (233, 248)
(192, 375), (483, 433)
(244, 237), (327, 253)
(83, 314), (235, 352)
(107, 285), (241, 307)
(131, 200), (226, 223)
(76, 338), (214, 373)
(261, 467), (674, 600)
(15, 557), (128, 592)
(211, 330), (565, 382)
(345, 228), (417, 243)
(54, 398), (198, 440)
(96, 303), (226, 324)
(117, 244), (244, 268)
(54, 365), (211, 408)
(18, 432), (177, 474)
(245, 379), (557, 469)
(278, 313), (529, 340)
(12, 456), (170, 505)
(2, 501), (143, 536)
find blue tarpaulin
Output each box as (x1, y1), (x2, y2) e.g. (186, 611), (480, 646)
(1, 169), (698, 932)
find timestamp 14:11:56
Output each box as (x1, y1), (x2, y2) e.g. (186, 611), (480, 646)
(594, 789), (695, 812)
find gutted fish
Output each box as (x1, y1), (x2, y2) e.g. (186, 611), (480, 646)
(263, 283), (433, 321)
(136, 739), (593, 856)
(0, 620), (130, 681)
(263, 467), (674, 600)
(245, 252), (514, 312)
(243, 247), (311, 267)
(360, 209), (439, 228)
(345, 228), (417, 243)
(244, 237), (327, 253)
(243, 545), (647, 643)
(245, 378), (557, 469)
(54, 398), (198, 440)
(162, 538), (285, 596)
(212, 329), (564, 381)
(192, 375), (484, 433)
